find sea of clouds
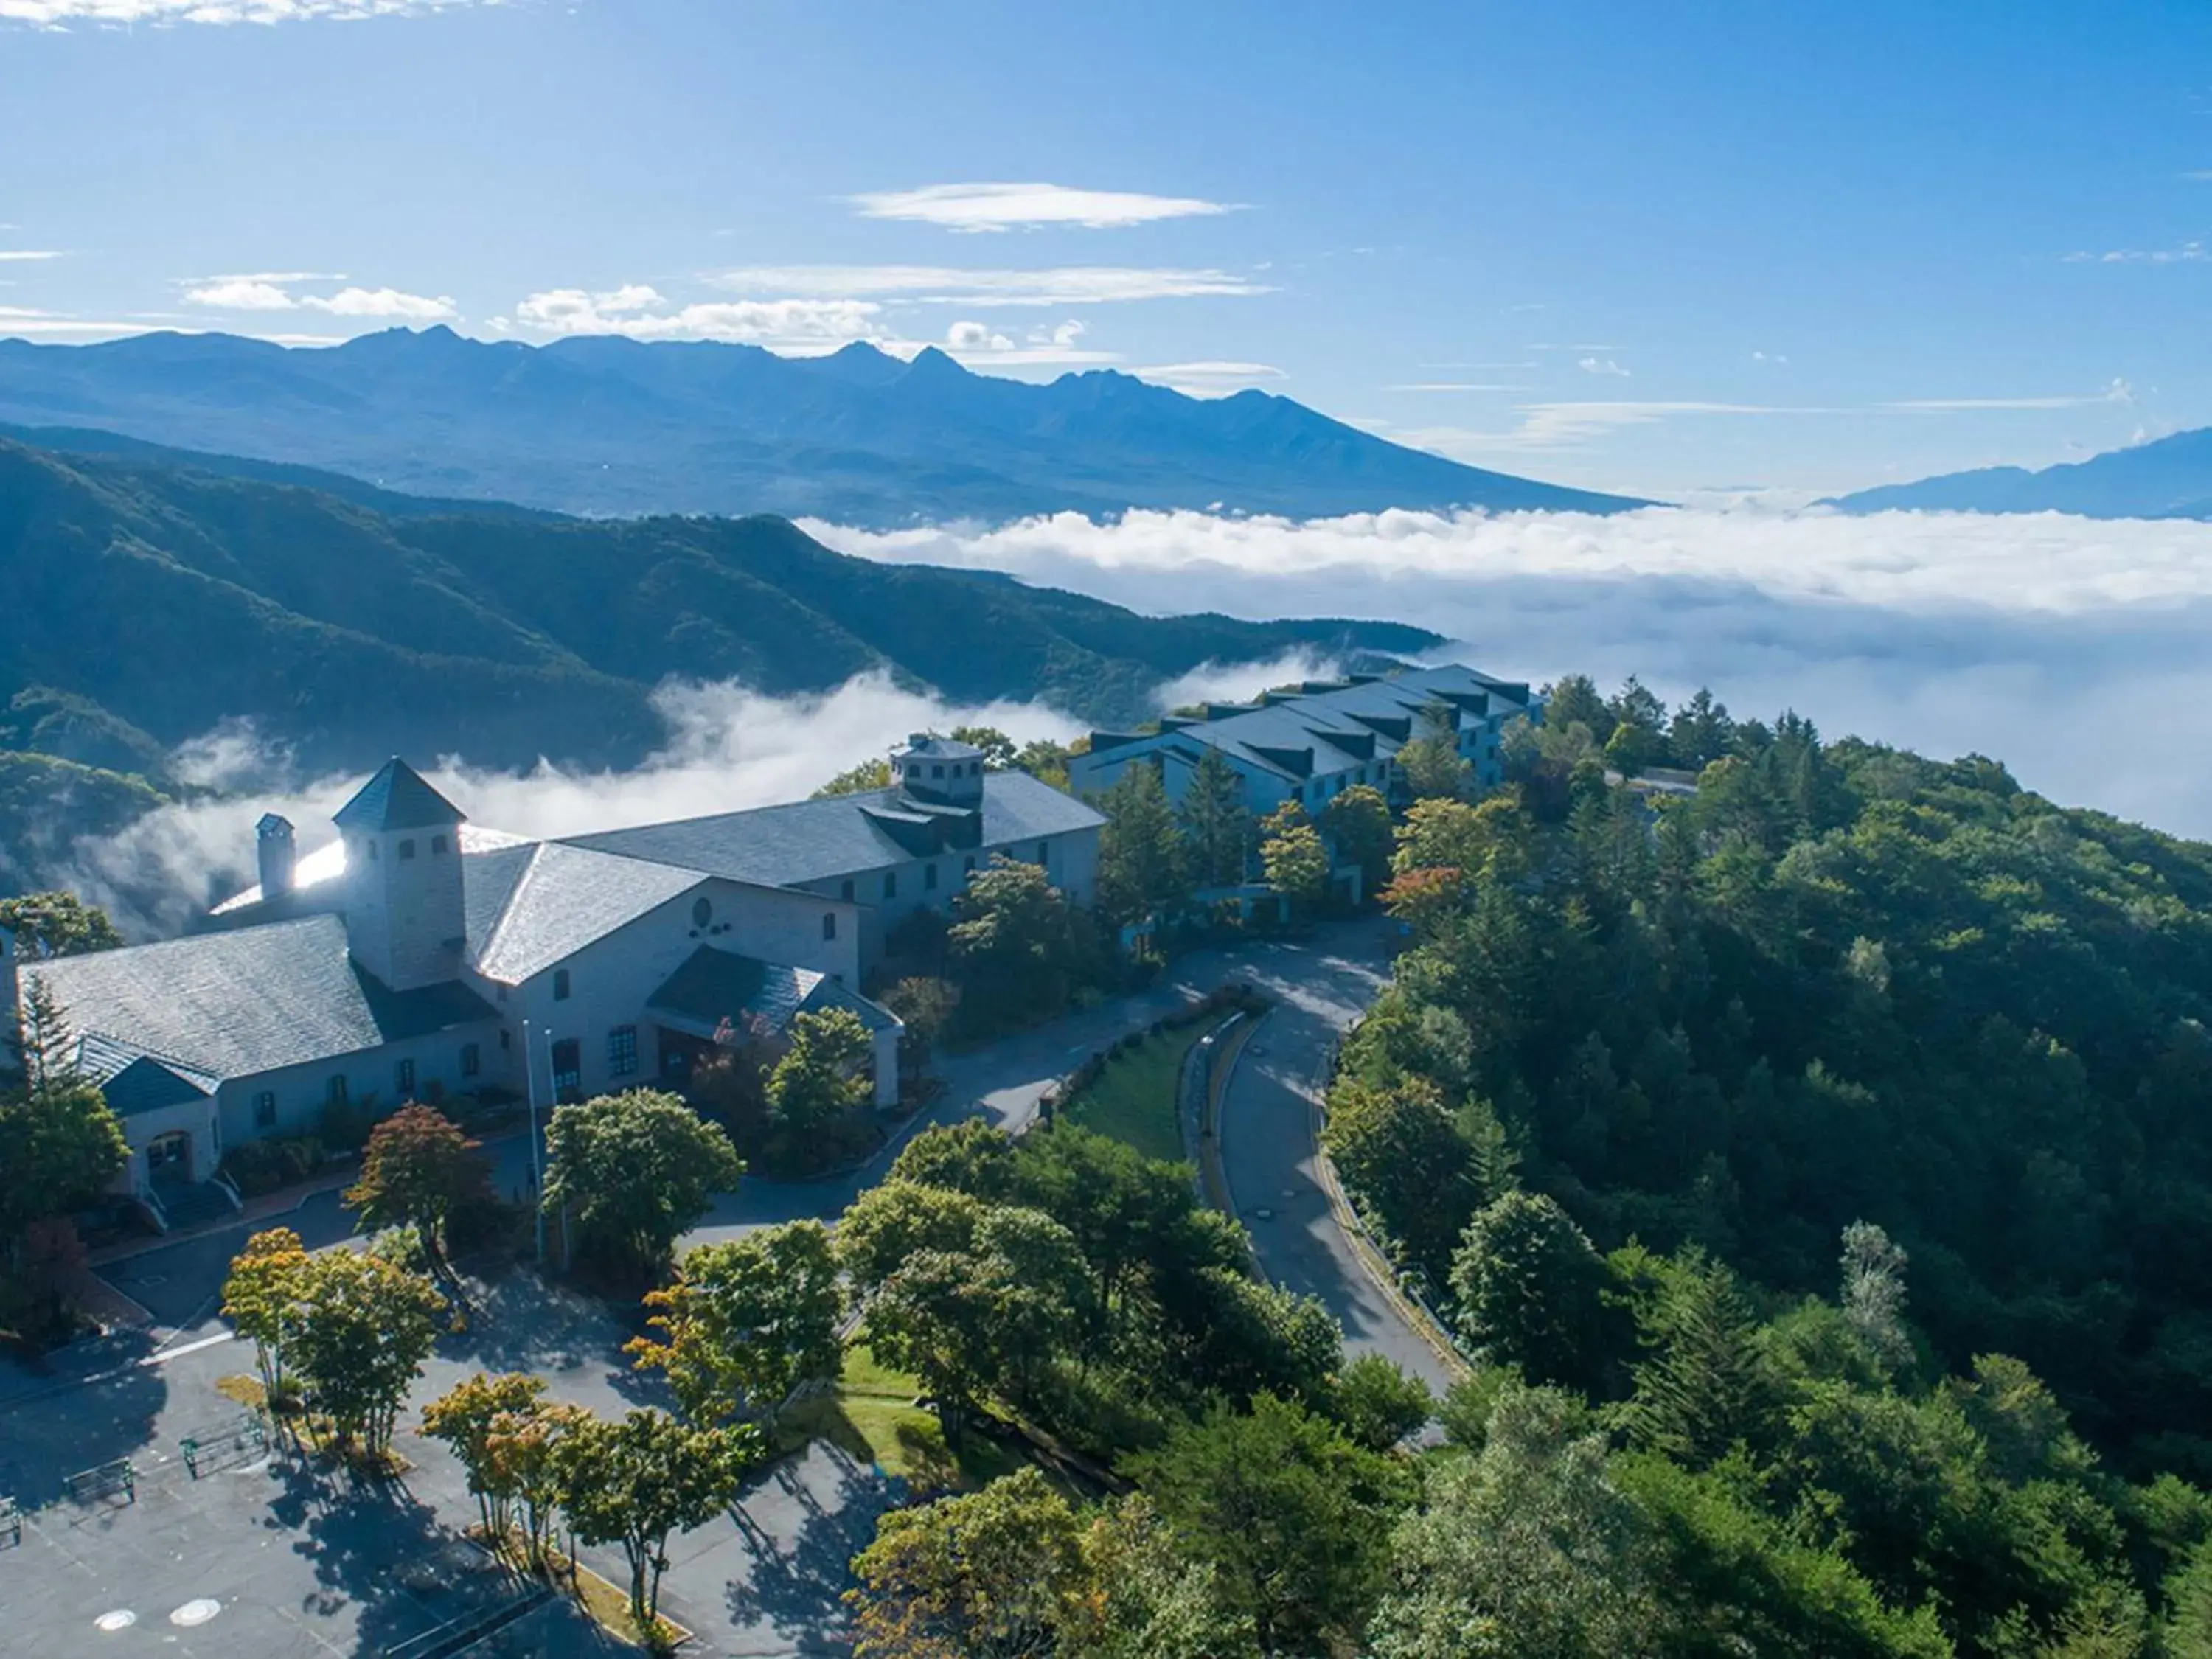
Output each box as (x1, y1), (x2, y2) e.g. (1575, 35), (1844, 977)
(813, 504), (2212, 840)
(63, 503), (2212, 935)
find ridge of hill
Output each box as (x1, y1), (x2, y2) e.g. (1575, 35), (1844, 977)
(1827, 424), (2212, 518)
(0, 328), (1649, 525)
(0, 434), (1438, 775)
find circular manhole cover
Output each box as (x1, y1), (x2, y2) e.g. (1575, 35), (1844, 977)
(170, 1599), (221, 1627)
(94, 1610), (136, 1632)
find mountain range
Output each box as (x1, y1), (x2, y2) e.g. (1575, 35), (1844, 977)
(1829, 424), (2212, 518)
(0, 327), (1645, 526)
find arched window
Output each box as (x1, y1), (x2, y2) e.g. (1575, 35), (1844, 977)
(692, 896), (712, 929)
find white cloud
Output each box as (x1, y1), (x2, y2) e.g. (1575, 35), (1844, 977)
(507, 285), (886, 349)
(3, 0), (488, 24)
(299, 285), (456, 319)
(1134, 361), (1287, 396)
(0, 249), (63, 261)
(849, 181), (1241, 233)
(803, 504), (2212, 838)
(1751, 349), (1788, 364)
(1384, 383), (1531, 393)
(181, 274), (455, 319)
(709, 264), (1272, 306)
(183, 277), (299, 310)
(0, 306), (175, 337)
(1577, 355), (1631, 378)
(946, 320), (1013, 352)
(62, 674), (1081, 937)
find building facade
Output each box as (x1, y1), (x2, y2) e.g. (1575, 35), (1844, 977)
(9, 736), (1105, 1225)
(1068, 662), (1534, 818)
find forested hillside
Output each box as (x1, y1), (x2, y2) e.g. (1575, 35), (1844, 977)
(1295, 677), (2212, 1653)
(0, 434), (1434, 894)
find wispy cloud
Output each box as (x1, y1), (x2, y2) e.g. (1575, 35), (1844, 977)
(848, 181), (1241, 233)
(182, 273), (454, 319)
(2062, 240), (2210, 263)
(1133, 361), (1286, 396)
(709, 264), (1272, 306)
(3, 0), (490, 24)
(0, 249), (64, 262)
(1384, 383), (1531, 393)
(1577, 355), (1631, 378)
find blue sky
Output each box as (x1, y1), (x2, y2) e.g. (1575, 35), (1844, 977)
(4, 0), (2211, 495)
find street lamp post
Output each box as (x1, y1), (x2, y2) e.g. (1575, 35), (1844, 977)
(522, 1017), (546, 1266)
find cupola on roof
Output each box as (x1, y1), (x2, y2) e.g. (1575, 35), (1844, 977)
(333, 758), (467, 834)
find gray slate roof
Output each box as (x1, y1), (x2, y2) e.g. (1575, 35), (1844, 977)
(334, 757), (467, 832)
(470, 841), (705, 986)
(1091, 664), (1530, 782)
(897, 734), (984, 761)
(561, 769), (1103, 889)
(33, 914), (498, 1088)
(97, 1054), (218, 1119)
(648, 946), (901, 1037)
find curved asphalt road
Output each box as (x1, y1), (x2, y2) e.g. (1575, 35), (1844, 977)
(1214, 921), (1462, 1398)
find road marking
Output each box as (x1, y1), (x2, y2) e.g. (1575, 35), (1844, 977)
(142, 1332), (233, 1366)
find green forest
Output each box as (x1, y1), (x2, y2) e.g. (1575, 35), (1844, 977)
(1298, 675), (2212, 1655)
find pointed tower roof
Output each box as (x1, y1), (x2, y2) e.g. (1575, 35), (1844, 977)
(333, 758), (466, 833)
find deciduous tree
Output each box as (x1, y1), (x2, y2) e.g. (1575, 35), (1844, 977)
(543, 1088), (744, 1276)
(554, 1408), (750, 1641)
(344, 1103), (490, 1265)
(846, 1466), (1088, 1659)
(628, 1220), (843, 1427)
(1449, 1192), (1609, 1393)
(222, 1225), (310, 1400)
(284, 1247), (445, 1459)
(0, 891), (123, 957)
(422, 1371), (545, 1537)
(1259, 801), (1330, 916)
(762, 1008), (873, 1137)
(1322, 783), (1394, 899)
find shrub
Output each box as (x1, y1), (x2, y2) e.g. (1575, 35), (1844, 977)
(220, 1136), (324, 1197)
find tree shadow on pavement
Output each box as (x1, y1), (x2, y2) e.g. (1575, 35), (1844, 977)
(719, 1441), (902, 1655)
(0, 1332), (169, 1509)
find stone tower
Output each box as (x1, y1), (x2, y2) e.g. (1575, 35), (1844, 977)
(333, 758), (467, 991)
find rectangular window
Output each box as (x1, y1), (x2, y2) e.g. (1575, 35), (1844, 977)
(431, 833), (449, 855)
(551, 1038), (582, 1102)
(254, 1090), (276, 1130)
(822, 912), (837, 941)
(398, 838), (417, 860)
(840, 878), (855, 902)
(499, 1029), (511, 1051)
(964, 855), (976, 874)
(608, 1024), (639, 1078)
(327, 1074), (349, 1106)
(1036, 841), (1050, 864)
(553, 967), (571, 1001)
(883, 871), (897, 900)
(395, 1058), (416, 1096)
(924, 862), (938, 891)
(460, 1042), (481, 1079)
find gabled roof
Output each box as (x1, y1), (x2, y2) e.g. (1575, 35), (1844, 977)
(562, 769), (1103, 890)
(96, 1054), (218, 1119)
(333, 758), (467, 834)
(647, 945), (902, 1039)
(32, 914), (498, 1087)
(1088, 664), (1530, 783)
(470, 841), (706, 986)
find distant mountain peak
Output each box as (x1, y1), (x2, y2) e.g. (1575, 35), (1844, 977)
(0, 328), (1651, 526)
(1828, 425), (2212, 521)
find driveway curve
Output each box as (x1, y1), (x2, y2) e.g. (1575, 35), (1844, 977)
(1214, 922), (1462, 1397)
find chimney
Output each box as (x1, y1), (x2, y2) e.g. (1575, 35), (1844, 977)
(257, 813), (297, 901)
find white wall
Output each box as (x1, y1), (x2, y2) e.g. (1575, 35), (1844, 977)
(212, 1018), (510, 1150)
(500, 877), (863, 1104)
(342, 822), (467, 991)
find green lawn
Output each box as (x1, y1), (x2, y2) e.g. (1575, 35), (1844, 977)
(779, 1340), (1024, 1492)
(1060, 1023), (1209, 1164)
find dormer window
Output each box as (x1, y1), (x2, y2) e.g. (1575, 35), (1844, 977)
(398, 838), (417, 860)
